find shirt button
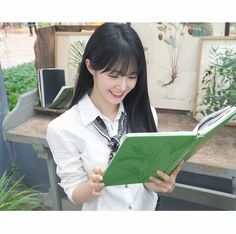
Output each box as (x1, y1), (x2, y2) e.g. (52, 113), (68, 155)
(128, 205), (132, 210)
(125, 184), (128, 188)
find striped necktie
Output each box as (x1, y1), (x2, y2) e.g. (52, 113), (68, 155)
(92, 112), (127, 163)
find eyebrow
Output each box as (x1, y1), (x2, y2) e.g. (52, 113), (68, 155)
(109, 70), (138, 76)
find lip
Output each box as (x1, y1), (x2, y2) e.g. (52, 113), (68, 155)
(109, 91), (124, 98)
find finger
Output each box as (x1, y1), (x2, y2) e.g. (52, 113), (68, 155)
(90, 181), (104, 190)
(171, 160), (184, 178)
(93, 166), (105, 175)
(98, 167), (105, 175)
(155, 171), (175, 190)
(91, 174), (103, 182)
(93, 166), (101, 174)
(169, 184), (175, 192)
(92, 190), (103, 196)
(149, 176), (166, 187)
(94, 182), (105, 190)
(157, 170), (172, 182)
(149, 176), (174, 193)
(91, 183), (105, 196)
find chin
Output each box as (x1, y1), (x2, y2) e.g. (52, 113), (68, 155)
(109, 100), (122, 105)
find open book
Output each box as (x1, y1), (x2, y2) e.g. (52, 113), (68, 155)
(48, 85), (74, 109)
(103, 106), (236, 186)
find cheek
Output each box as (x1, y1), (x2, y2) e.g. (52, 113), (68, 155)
(97, 77), (110, 90)
(128, 79), (138, 91)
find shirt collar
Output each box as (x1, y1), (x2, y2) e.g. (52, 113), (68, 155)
(78, 93), (125, 126)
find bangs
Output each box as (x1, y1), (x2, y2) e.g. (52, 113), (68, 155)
(90, 39), (140, 76)
(102, 53), (138, 76)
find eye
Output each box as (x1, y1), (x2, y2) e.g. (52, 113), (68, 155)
(107, 72), (119, 78)
(109, 74), (119, 78)
(128, 76), (137, 80)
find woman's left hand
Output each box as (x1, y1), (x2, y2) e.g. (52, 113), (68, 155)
(144, 160), (184, 193)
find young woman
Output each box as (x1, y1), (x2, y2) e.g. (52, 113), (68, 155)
(46, 23), (183, 210)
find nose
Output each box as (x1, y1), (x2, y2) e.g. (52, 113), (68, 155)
(117, 77), (127, 91)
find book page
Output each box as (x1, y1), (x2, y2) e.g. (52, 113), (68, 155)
(198, 107), (231, 130)
(37, 70), (43, 106)
(39, 69), (45, 107)
(195, 106), (236, 134)
(127, 131), (195, 137)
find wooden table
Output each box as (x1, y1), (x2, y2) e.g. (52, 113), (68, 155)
(3, 90), (236, 210)
(3, 90), (63, 210)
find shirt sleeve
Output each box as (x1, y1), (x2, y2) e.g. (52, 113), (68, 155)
(151, 106), (158, 130)
(46, 121), (88, 203)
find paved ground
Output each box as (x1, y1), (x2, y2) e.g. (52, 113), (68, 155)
(0, 29), (36, 69)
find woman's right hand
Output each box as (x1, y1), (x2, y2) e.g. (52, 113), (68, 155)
(89, 166), (105, 196)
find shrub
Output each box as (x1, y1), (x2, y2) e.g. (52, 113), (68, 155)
(200, 46), (236, 115)
(2, 62), (37, 110)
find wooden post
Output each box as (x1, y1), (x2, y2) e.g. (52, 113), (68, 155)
(34, 25), (98, 70)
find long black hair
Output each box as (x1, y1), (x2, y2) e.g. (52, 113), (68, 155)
(70, 23), (157, 133)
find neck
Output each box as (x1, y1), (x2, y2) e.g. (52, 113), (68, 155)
(89, 90), (119, 121)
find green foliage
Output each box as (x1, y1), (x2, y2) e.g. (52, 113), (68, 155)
(200, 46), (236, 116)
(2, 62), (37, 110)
(0, 166), (46, 210)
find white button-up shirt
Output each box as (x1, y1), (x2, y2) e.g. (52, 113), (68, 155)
(46, 93), (158, 210)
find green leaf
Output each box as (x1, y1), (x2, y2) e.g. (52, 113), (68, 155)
(0, 167), (45, 210)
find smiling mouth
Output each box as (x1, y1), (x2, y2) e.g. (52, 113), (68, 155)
(109, 91), (124, 98)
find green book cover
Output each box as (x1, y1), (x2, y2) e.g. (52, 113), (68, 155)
(103, 106), (236, 186)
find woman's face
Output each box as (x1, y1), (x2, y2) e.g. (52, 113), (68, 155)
(87, 59), (138, 107)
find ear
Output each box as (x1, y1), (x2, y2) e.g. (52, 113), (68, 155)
(85, 59), (95, 75)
